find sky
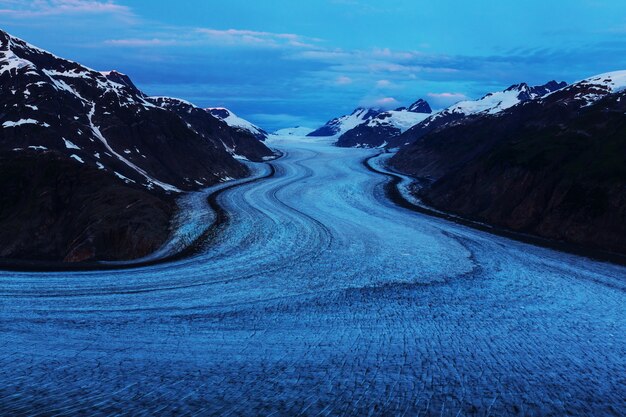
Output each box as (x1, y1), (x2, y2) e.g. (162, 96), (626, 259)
(2, 0), (626, 131)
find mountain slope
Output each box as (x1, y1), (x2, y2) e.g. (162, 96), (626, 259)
(307, 108), (381, 137)
(0, 29), (270, 262)
(152, 98), (274, 161)
(207, 108), (268, 141)
(336, 99), (433, 148)
(390, 71), (626, 255)
(395, 81), (566, 148)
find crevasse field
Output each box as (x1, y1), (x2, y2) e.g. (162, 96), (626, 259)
(0, 136), (624, 416)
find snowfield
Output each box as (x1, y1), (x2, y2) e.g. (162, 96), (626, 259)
(0, 136), (624, 415)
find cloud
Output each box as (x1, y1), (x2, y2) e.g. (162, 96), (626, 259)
(103, 38), (179, 47)
(195, 28), (320, 49)
(0, 0), (133, 19)
(376, 79), (392, 88)
(103, 27), (323, 50)
(360, 96), (400, 110)
(427, 92), (469, 107)
(335, 76), (353, 85)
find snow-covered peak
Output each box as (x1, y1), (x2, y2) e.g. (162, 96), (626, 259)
(150, 96), (198, 109)
(551, 71), (626, 106)
(207, 108), (267, 140)
(446, 86), (529, 116)
(366, 109), (431, 133)
(579, 71), (626, 93)
(426, 81), (566, 125)
(308, 108), (380, 137)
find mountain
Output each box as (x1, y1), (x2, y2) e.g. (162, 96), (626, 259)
(272, 126), (315, 136)
(390, 71), (626, 255)
(207, 108), (268, 141)
(335, 99), (433, 148)
(0, 29), (272, 262)
(394, 81), (567, 147)
(307, 108), (381, 137)
(151, 98), (274, 161)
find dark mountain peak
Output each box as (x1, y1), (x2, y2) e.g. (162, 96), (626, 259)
(408, 99), (432, 114)
(101, 70), (142, 96)
(351, 107), (380, 119)
(528, 80), (567, 97)
(0, 29), (10, 46)
(505, 82), (529, 91)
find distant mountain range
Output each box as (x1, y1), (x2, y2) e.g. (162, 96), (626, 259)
(0, 29), (273, 262)
(308, 99), (433, 147)
(309, 82), (566, 149)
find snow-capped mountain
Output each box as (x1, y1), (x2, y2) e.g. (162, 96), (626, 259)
(539, 70), (626, 107)
(309, 99), (434, 148)
(207, 108), (268, 141)
(396, 81), (567, 147)
(0, 29), (265, 192)
(0, 29), (272, 262)
(151, 98), (274, 161)
(336, 99), (433, 148)
(308, 108), (381, 137)
(438, 81), (566, 118)
(390, 71), (626, 254)
(272, 126), (314, 136)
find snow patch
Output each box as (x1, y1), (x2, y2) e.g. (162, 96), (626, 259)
(2, 119), (49, 128)
(62, 137), (80, 150)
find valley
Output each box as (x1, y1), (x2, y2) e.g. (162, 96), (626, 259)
(0, 136), (624, 415)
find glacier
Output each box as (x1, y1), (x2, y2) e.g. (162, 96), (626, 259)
(0, 135), (624, 416)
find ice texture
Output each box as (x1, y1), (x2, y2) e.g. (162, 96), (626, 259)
(0, 137), (624, 416)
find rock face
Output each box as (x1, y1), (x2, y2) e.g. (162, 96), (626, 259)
(0, 29), (273, 262)
(391, 72), (626, 255)
(153, 99), (274, 162)
(0, 152), (175, 262)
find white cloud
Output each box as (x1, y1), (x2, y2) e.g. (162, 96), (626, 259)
(360, 96), (400, 110)
(427, 92), (469, 107)
(335, 76), (353, 85)
(195, 28), (320, 49)
(0, 0), (133, 19)
(103, 38), (179, 47)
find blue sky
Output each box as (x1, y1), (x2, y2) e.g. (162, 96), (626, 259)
(2, 0), (626, 130)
